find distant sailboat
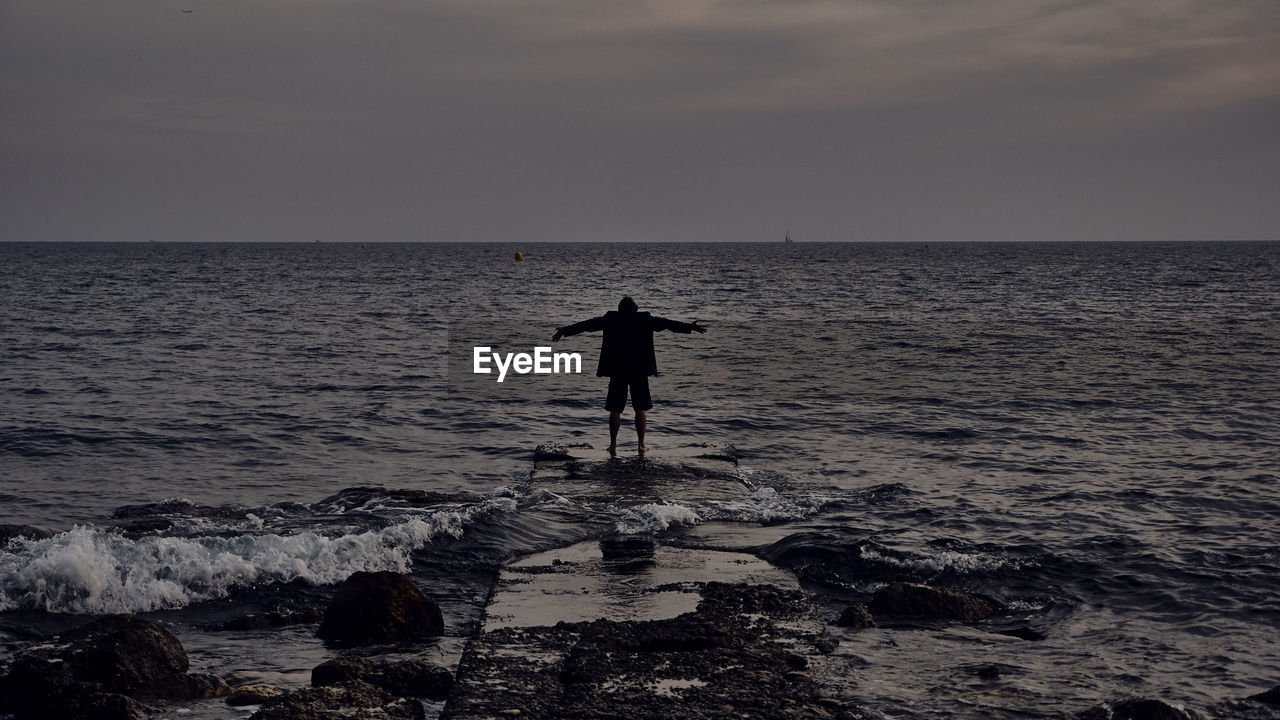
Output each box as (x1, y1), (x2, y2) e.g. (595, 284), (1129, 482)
(784, 229), (793, 243)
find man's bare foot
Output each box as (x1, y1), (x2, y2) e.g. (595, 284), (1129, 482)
(637, 444), (647, 456)
(607, 444), (617, 457)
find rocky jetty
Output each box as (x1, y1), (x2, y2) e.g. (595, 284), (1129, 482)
(442, 573), (853, 720)
(0, 615), (228, 720)
(317, 571), (445, 646)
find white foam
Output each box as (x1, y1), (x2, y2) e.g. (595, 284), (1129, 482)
(0, 500), (507, 614)
(696, 487), (833, 523)
(858, 545), (1029, 575)
(520, 488), (574, 507)
(608, 487), (831, 534)
(706, 484), (834, 517)
(614, 503), (702, 535)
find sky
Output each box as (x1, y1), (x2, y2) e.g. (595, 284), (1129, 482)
(2, 0), (1278, 243)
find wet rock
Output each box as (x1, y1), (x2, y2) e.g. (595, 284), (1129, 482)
(312, 656), (453, 699)
(975, 664), (1001, 680)
(599, 534), (657, 567)
(1111, 698), (1199, 720)
(109, 499), (195, 519)
(533, 443), (591, 461)
(869, 582), (998, 622)
(159, 672), (231, 699)
(998, 625), (1047, 641)
(692, 443), (739, 464)
(759, 534), (928, 587)
(1250, 684), (1280, 704)
(0, 615), (229, 719)
(835, 603), (875, 629)
(1078, 698), (1198, 720)
(317, 571), (444, 646)
(810, 633), (840, 654)
(314, 486), (460, 511)
(228, 684), (285, 706)
(219, 607), (325, 631)
(110, 516), (173, 534)
(701, 580), (808, 619)
(249, 680), (425, 720)
(57, 692), (148, 720)
(0, 524), (54, 544)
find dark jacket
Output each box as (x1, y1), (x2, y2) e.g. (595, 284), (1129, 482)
(560, 311), (699, 378)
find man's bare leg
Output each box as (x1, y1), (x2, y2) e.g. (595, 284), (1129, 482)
(608, 411), (621, 456)
(635, 410), (647, 455)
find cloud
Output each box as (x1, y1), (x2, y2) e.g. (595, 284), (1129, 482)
(415, 0), (1280, 126)
(1, 0), (1276, 243)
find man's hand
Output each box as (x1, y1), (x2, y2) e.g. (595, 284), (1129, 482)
(691, 321), (707, 334)
(551, 327), (564, 342)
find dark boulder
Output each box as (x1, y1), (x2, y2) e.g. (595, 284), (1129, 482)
(249, 679), (426, 720)
(0, 524), (54, 544)
(0, 615), (229, 719)
(314, 487), (459, 511)
(1249, 684), (1280, 705)
(110, 517), (174, 534)
(1078, 698), (1198, 720)
(1111, 698), (1197, 720)
(227, 684), (284, 706)
(835, 603), (875, 629)
(869, 582), (998, 622)
(153, 673), (230, 700)
(55, 692), (148, 720)
(317, 572), (444, 646)
(998, 625), (1047, 641)
(312, 656), (452, 699)
(975, 665), (1001, 680)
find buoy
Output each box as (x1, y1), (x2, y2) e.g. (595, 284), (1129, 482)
(514, 251), (524, 261)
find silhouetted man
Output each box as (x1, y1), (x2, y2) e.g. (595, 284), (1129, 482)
(552, 297), (705, 456)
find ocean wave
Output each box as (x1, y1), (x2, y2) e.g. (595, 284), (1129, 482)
(858, 544), (1031, 576)
(697, 487), (834, 524)
(610, 488), (833, 535)
(0, 499), (510, 614)
(614, 503), (702, 535)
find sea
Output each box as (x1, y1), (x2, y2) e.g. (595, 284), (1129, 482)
(1, 241), (1278, 719)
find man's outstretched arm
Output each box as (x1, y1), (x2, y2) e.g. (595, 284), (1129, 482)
(650, 317), (707, 334)
(551, 316), (605, 342)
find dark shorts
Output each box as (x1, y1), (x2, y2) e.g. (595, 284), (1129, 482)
(605, 375), (652, 412)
